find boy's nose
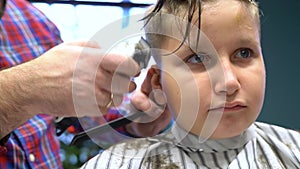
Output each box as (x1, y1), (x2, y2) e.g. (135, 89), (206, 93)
(214, 60), (241, 96)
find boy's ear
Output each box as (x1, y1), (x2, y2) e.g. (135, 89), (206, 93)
(141, 65), (166, 106)
(140, 65), (162, 95)
(150, 65), (162, 90)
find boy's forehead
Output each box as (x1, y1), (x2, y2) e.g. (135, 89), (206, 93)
(165, 0), (259, 27)
(145, 0), (260, 53)
(152, 15), (217, 50)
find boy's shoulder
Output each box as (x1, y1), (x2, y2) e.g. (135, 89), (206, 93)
(254, 121), (300, 136)
(254, 121), (300, 149)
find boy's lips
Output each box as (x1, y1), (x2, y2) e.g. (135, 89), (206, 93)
(209, 101), (247, 112)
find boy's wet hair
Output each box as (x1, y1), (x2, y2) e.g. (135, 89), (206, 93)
(142, 0), (260, 55)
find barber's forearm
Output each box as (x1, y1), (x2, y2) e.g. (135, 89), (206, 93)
(0, 65), (36, 138)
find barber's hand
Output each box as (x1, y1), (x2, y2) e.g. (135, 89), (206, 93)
(125, 67), (172, 137)
(19, 41), (140, 117)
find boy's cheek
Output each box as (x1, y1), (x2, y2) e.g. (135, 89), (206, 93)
(161, 72), (203, 124)
(161, 74), (181, 113)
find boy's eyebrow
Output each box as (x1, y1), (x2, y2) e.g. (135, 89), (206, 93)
(238, 37), (260, 46)
(181, 46), (197, 56)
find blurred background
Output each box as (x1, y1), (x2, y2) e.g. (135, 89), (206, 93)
(28, 0), (300, 168)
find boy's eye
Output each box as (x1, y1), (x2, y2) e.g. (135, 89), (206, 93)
(236, 48), (252, 58)
(186, 53), (210, 64)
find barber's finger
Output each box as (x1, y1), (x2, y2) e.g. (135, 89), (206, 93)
(130, 91), (151, 111)
(96, 69), (137, 94)
(97, 93), (123, 115)
(95, 89), (112, 107)
(96, 91), (122, 108)
(111, 73), (137, 94)
(133, 99), (166, 124)
(100, 54), (140, 77)
(111, 94), (124, 107)
(96, 69), (112, 90)
(125, 109), (172, 137)
(130, 90), (166, 123)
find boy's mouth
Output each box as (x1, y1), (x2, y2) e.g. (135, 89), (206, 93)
(209, 101), (247, 112)
(223, 105), (247, 112)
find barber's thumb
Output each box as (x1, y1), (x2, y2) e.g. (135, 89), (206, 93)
(144, 89), (167, 118)
(130, 89), (167, 122)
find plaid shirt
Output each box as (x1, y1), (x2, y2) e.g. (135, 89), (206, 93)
(0, 0), (125, 168)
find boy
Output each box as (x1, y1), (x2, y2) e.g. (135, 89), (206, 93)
(81, 0), (300, 168)
(0, 0), (171, 168)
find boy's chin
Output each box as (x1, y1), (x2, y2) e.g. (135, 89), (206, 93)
(208, 124), (251, 139)
(188, 124), (249, 140)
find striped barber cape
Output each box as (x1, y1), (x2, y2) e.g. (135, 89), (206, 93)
(81, 122), (300, 169)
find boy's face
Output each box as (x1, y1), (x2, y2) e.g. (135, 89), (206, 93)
(157, 0), (265, 139)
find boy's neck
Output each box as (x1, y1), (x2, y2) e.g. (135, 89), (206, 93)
(169, 123), (256, 152)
